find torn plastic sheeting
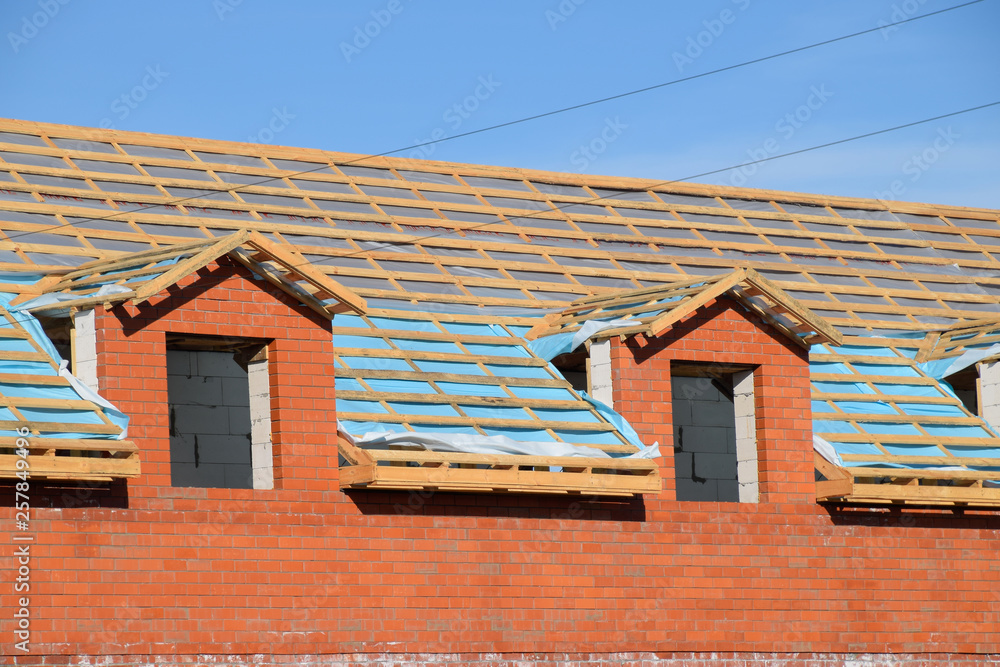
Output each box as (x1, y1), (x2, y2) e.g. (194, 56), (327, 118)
(530, 317), (638, 362)
(58, 361), (129, 438)
(919, 343), (1000, 380)
(339, 422), (654, 459)
(11, 283), (133, 313)
(813, 434), (845, 467)
(578, 390), (658, 457)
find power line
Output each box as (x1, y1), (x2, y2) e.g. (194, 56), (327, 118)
(1, 0), (985, 243)
(329, 100), (1000, 261)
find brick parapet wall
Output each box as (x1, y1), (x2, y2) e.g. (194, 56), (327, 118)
(2, 282), (1000, 660)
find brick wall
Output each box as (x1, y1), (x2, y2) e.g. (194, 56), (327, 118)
(611, 296), (815, 504)
(2, 285), (1000, 664)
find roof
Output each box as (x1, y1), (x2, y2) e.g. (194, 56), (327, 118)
(3, 117), (1000, 502)
(528, 268), (843, 348)
(0, 285), (137, 480)
(16, 230), (365, 318)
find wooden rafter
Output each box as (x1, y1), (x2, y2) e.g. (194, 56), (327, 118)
(529, 267), (842, 347)
(22, 229), (366, 318)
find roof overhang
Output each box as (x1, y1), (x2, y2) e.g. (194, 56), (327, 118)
(15, 230), (366, 318)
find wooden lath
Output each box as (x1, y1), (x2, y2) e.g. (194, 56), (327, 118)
(332, 315), (640, 457)
(529, 268), (842, 347)
(916, 316), (1000, 362)
(22, 230), (366, 318)
(0, 305), (139, 480)
(815, 453), (1000, 508)
(337, 435), (660, 496)
(0, 116), (999, 334)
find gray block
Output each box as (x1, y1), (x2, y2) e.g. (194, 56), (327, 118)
(168, 375), (223, 406)
(673, 451), (692, 479)
(171, 405), (231, 435)
(715, 478), (739, 502)
(222, 377), (250, 407)
(228, 406), (252, 435)
(691, 399), (736, 428)
(169, 434), (197, 464)
(693, 452), (738, 480)
(171, 461), (228, 488)
(166, 350), (192, 376)
(224, 464), (253, 490)
(195, 434), (251, 465)
(679, 426), (734, 454)
(675, 477), (719, 502)
(193, 350), (247, 378)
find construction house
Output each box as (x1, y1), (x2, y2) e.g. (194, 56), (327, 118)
(1, 118), (999, 665)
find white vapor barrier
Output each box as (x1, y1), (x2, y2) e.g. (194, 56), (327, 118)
(339, 423), (655, 460)
(920, 343), (1000, 380)
(12, 283), (133, 312)
(530, 317), (638, 361)
(813, 435), (844, 466)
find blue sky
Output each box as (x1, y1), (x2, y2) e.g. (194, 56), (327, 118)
(1, 0), (997, 208)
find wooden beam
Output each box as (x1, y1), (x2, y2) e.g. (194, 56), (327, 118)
(245, 231), (366, 314)
(131, 230), (251, 304)
(647, 269), (746, 337)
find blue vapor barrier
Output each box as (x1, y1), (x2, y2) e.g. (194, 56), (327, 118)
(0, 290), (130, 438)
(921, 343), (1000, 380)
(529, 317), (639, 361)
(331, 310), (659, 459)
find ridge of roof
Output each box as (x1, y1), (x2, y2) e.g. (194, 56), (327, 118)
(3, 117), (996, 219)
(529, 267), (843, 348)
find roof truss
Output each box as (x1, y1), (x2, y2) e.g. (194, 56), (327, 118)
(20, 230), (366, 318)
(530, 268), (843, 347)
